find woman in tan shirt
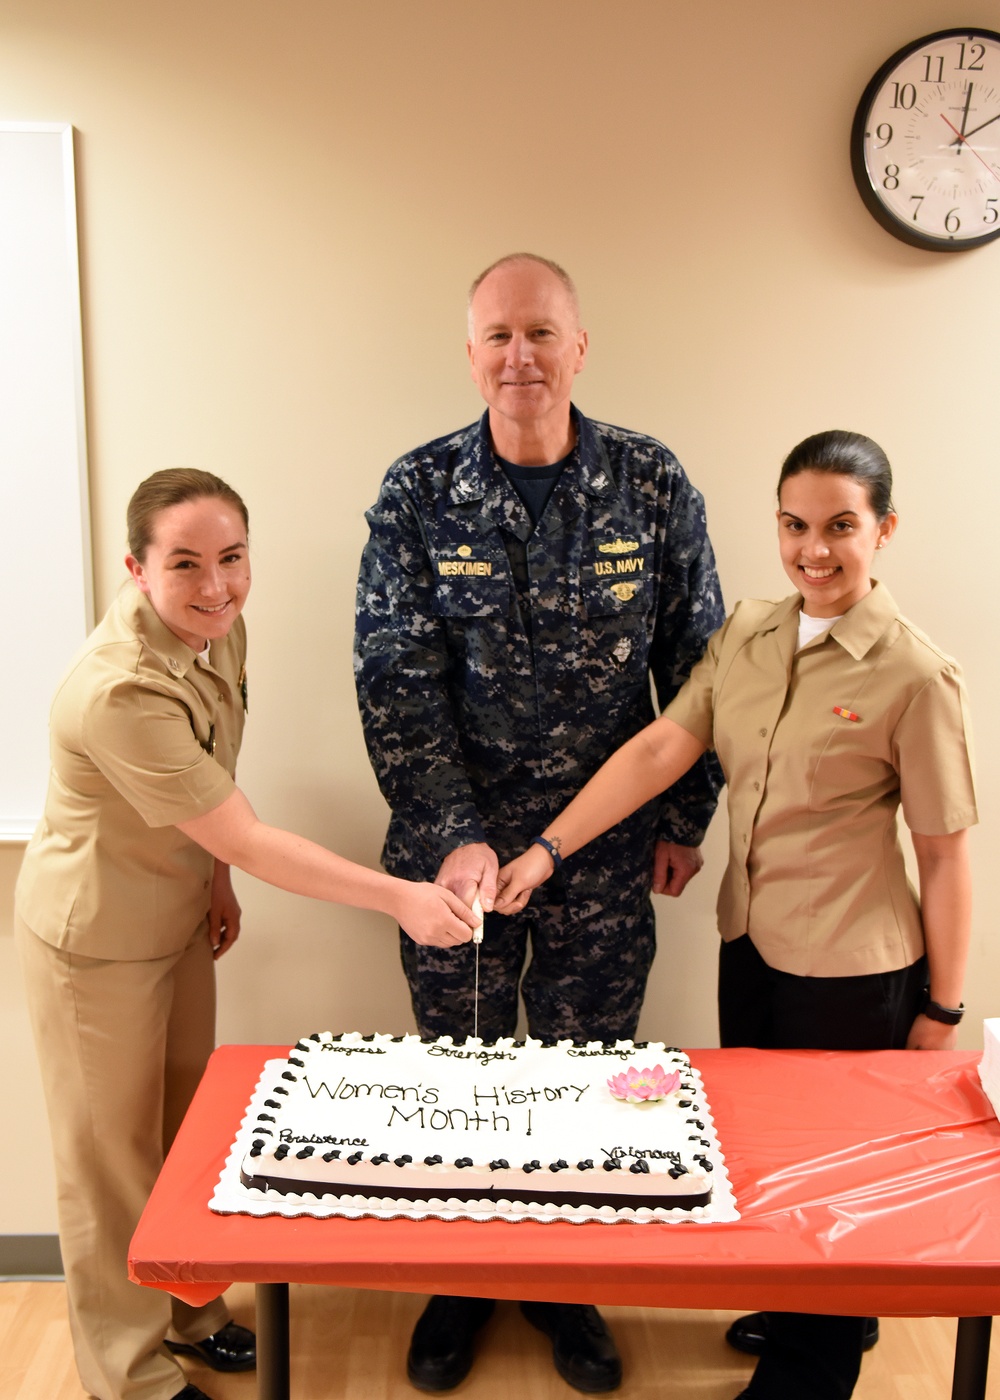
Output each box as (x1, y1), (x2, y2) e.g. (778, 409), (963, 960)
(495, 431), (975, 1400)
(16, 470), (478, 1400)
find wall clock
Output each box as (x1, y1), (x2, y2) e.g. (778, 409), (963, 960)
(851, 28), (1000, 250)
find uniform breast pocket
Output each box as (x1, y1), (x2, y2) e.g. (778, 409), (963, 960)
(809, 718), (896, 812)
(430, 574), (513, 619)
(581, 571), (652, 621)
(580, 573), (652, 677)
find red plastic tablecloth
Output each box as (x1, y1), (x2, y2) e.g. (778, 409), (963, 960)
(129, 1045), (1000, 1318)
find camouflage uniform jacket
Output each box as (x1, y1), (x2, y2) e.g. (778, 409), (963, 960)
(354, 408), (724, 879)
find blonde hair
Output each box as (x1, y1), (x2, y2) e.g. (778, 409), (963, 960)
(467, 253), (580, 331)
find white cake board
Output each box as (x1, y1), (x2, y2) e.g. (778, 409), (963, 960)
(979, 1018), (1000, 1121)
(209, 1060), (740, 1225)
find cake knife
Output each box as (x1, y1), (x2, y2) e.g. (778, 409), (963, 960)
(471, 892), (484, 1040)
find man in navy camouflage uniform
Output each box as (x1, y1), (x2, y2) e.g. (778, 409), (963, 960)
(354, 254), (724, 1394)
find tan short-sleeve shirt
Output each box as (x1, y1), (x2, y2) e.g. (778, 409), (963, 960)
(665, 582), (977, 976)
(16, 585), (247, 960)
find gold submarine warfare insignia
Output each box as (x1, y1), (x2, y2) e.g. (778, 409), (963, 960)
(610, 582), (639, 602)
(598, 538), (640, 555)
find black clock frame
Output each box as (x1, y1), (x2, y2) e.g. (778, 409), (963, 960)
(850, 27), (1000, 252)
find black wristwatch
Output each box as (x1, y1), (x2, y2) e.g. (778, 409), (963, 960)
(921, 989), (965, 1026)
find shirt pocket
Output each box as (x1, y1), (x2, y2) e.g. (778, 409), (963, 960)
(430, 570), (513, 619)
(806, 711), (898, 815)
(579, 571), (652, 678)
(582, 533), (653, 616)
(581, 569), (652, 620)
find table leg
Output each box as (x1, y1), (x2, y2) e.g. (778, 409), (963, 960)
(952, 1317), (992, 1400)
(256, 1282), (290, 1400)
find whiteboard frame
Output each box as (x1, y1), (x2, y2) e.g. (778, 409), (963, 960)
(0, 122), (93, 841)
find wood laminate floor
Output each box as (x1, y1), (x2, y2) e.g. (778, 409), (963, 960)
(2, 1282), (998, 1399)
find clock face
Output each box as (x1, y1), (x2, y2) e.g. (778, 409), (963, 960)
(851, 28), (1000, 250)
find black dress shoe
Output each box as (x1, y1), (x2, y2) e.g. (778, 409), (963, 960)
(166, 1320), (256, 1372)
(520, 1301), (622, 1393)
(406, 1295), (495, 1391)
(172, 1386), (215, 1400)
(724, 1312), (879, 1356)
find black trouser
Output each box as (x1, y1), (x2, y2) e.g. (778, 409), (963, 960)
(718, 934), (927, 1400)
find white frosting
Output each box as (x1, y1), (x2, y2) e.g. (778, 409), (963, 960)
(239, 1033), (722, 1217)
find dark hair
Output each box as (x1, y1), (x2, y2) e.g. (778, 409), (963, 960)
(127, 469), (249, 562)
(778, 431), (894, 520)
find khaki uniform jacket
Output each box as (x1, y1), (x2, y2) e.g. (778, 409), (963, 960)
(665, 582), (977, 977)
(16, 585), (247, 960)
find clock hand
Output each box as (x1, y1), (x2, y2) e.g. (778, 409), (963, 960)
(940, 113), (1000, 181)
(950, 82), (975, 146)
(959, 110), (1000, 143)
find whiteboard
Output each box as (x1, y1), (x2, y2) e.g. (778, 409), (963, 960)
(0, 123), (92, 841)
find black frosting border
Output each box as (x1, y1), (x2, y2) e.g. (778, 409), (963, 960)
(239, 1167), (711, 1213)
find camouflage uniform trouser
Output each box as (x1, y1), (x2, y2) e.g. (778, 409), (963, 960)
(400, 866), (656, 1044)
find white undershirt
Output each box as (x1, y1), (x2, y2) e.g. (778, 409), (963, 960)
(797, 611), (844, 651)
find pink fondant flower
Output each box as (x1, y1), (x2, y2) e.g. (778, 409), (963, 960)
(607, 1065), (680, 1103)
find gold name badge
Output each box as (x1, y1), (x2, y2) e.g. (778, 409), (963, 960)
(438, 559), (494, 577)
(594, 556), (645, 577)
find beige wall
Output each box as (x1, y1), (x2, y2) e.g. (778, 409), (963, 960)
(2, 0), (998, 1235)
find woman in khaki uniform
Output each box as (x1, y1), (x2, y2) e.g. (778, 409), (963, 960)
(495, 431), (976, 1400)
(16, 470), (479, 1400)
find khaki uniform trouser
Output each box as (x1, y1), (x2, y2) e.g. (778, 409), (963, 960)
(16, 915), (230, 1400)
